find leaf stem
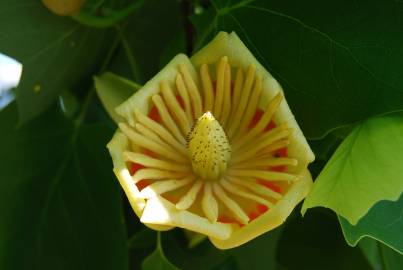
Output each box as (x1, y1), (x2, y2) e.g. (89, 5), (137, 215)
(70, 0), (145, 28)
(115, 24), (141, 82)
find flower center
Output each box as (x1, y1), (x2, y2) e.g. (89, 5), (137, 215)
(187, 112), (231, 181)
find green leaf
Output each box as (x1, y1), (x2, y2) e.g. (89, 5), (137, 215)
(0, 0), (112, 123)
(94, 72), (141, 123)
(359, 238), (403, 270)
(339, 194), (403, 254)
(277, 209), (372, 270)
(192, 0), (403, 138)
(302, 115), (403, 224)
(0, 103), (128, 269)
(142, 232), (180, 270)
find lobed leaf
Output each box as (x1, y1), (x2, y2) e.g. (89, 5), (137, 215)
(339, 194), (403, 254)
(192, 0), (403, 138)
(302, 115), (403, 225)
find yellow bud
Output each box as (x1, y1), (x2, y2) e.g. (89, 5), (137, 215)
(42, 0), (86, 16)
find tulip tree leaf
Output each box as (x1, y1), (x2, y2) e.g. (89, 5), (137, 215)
(0, 0), (112, 123)
(0, 103), (128, 270)
(339, 194), (403, 254)
(142, 233), (180, 270)
(94, 72), (141, 123)
(302, 115), (403, 225)
(192, 0), (403, 138)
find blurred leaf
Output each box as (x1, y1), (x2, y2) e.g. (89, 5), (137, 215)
(359, 238), (403, 270)
(0, 102), (128, 270)
(94, 72), (141, 123)
(162, 229), (229, 270)
(192, 0), (403, 138)
(142, 233), (180, 270)
(277, 209), (371, 270)
(109, 0), (186, 83)
(227, 227), (283, 270)
(0, 0), (112, 123)
(302, 115), (403, 224)
(161, 227), (282, 270)
(339, 194), (403, 254)
(128, 228), (157, 250)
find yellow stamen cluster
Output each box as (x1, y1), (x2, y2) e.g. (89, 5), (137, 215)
(119, 56), (298, 225)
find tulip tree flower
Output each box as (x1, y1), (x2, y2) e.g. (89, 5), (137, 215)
(107, 32), (315, 249)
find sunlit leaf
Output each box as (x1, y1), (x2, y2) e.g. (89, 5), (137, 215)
(302, 115), (403, 225)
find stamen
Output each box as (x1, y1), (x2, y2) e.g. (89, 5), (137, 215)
(179, 64), (203, 118)
(219, 179), (274, 208)
(227, 65), (256, 138)
(232, 126), (290, 163)
(176, 74), (193, 122)
(234, 92), (283, 148)
(135, 123), (165, 146)
(138, 176), (194, 199)
(124, 152), (191, 172)
(228, 67), (244, 124)
(160, 80), (191, 135)
(132, 168), (188, 183)
(258, 140), (290, 157)
(212, 183), (249, 225)
(152, 94), (186, 144)
(227, 169), (298, 182)
(200, 64), (214, 112)
(213, 56), (227, 119)
(236, 76), (263, 136)
(226, 176), (283, 200)
(134, 110), (187, 155)
(232, 157), (298, 169)
(176, 180), (203, 210)
(119, 123), (188, 163)
(202, 183), (218, 222)
(220, 63), (232, 127)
